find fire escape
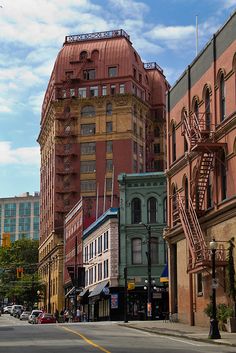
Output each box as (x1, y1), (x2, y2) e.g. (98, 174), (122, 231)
(177, 111), (226, 272)
(55, 99), (78, 224)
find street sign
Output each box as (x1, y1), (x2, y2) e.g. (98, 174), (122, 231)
(212, 279), (219, 289)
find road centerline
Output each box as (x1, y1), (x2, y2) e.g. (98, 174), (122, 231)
(60, 325), (112, 353)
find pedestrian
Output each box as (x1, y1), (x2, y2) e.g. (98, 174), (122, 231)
(54, 309), (59, 322)
(64, 309), (69, 323)
(76, 308), (81, 322)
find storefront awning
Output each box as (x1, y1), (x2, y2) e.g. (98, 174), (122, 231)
(65, 286), (76, 298)
(79, 288), (89, 297)
(160, 264), (169, 283)
(88, 281), (109, 298)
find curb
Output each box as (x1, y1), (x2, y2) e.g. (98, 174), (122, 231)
(118, 323), (236, 347)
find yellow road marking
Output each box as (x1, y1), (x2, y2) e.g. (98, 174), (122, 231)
(60, 325), (112, 353)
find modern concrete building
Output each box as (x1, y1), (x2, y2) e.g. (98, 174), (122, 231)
(38, 29), (168, 311)
(118, 172), (167, 320)
(165, 11), (236, 326)
(0, 192), (40, 244)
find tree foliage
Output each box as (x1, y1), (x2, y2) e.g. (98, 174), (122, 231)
(0, 238), (44, 307)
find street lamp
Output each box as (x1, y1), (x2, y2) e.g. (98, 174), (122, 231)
(140, 222), (152, 320)
(208, 239), (221, 339)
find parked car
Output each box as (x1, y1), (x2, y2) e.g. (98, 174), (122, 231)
(37, 313), (56, 324)
(3, 306), (12, 314)
(28, 310), (43, 324)
(10, 305), (23, 316)
(20, 311), (31, 321)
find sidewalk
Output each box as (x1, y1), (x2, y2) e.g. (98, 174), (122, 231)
(119, 320), (236, 347)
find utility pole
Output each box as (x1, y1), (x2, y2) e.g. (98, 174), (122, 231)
(74, 236), (78, 316)
(48, 258), (51, 314)
(124, 266), (128, 323)
(147, 225), (152, 319)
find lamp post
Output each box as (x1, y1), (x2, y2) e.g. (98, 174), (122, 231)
(140, 222), (152, 320)
(209, 239), (221, 339)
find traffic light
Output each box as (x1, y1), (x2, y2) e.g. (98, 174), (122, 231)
(16, 267), (24, 279)
(2, 233), (11, 248)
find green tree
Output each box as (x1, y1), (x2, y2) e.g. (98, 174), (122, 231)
(0, 238), (44, 308)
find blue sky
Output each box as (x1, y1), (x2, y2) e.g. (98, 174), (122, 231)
(0, 0), (235, 198)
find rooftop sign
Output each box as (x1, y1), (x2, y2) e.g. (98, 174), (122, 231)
(65, 29), (130, 43)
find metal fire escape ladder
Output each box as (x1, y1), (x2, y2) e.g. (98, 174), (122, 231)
(177, 192), (209, 270)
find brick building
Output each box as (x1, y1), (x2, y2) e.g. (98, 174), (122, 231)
(165, 11), (236, 326)
(38, 29), (168, 311)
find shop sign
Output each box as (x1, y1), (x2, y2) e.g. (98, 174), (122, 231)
(111, 293), (119, 309)
(103, 287), (110, 295)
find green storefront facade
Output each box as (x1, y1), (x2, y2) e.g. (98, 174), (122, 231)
(118, 172), (168, 320)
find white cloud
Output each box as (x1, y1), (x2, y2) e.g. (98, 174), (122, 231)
(29, 92), (45, 114)
(108, 0), (148, 19)
(147, 24), (195, 41)
(0, 141), (40, 166)
(223, 0), (236, 8)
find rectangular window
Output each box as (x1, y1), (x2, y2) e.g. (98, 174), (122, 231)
(119, 84), (125, 94)
(106, 141), (113, 153)
(102, 86), (107, 96)
(94, 239), (97, 257)
(83, 69), (95, 80)
(90, 86), (98, 97)
(78, 87), (86, 98)
(132, 238), (142, 264)
(80, 180), (96, 192)
(98, 235), (102, 254)
(94, 265), (97, 283)
(80, 160), (96, 173)
(89, 243), (93, 260)
(110, 85), (116, 95)
(98, 263), (102, 281)
(197, 273), (203, 295)
(154, 143), (161, 154)
(81, 124), (95, 136)
(4, 203), (16, 217)
(70, 88), (75, 97)
(81, 142), (96, 155)
(62, 89), (67, 98)
(106, 178), (112, 191)
(104, 259), (109, 278)
(19, 202), (31, 217)
(104, 231), (108, 251)
(89, 267), (93, 284)
(106, 159), (113, 172)
(108, 67), (117, 77)
(106, 122), (113, 133)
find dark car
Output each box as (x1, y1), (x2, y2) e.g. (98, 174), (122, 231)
(37, 313), (56, 324)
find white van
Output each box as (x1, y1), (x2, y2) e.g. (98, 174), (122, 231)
(10, 305), (23, 316)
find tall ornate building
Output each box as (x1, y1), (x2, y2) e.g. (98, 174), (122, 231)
(38, 29), (168, 311)
(165, 11), (236, 326)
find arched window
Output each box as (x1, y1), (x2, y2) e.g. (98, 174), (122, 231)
(151, 237), (159, 264)
(106, 103), (112, 115)
(80, 51), (88, 60)
(172, 186), (177, 226)
(131, 198), (142, 224)
(220, 74), (226, 121)
(172, 124), (176, 162)
(220, 151), (227, 200)
(81, 105), (95, 117)
(205, 89), (211, 130)
(194, 100), (199, 120)
(147, 197), (157, 223)
(182, 109), (188, 152)
(132, 238), (142, 264)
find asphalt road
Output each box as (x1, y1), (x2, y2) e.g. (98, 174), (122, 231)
(0, 314), (235, 353)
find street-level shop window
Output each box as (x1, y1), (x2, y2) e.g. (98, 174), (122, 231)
(197, 273), (203, 296)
